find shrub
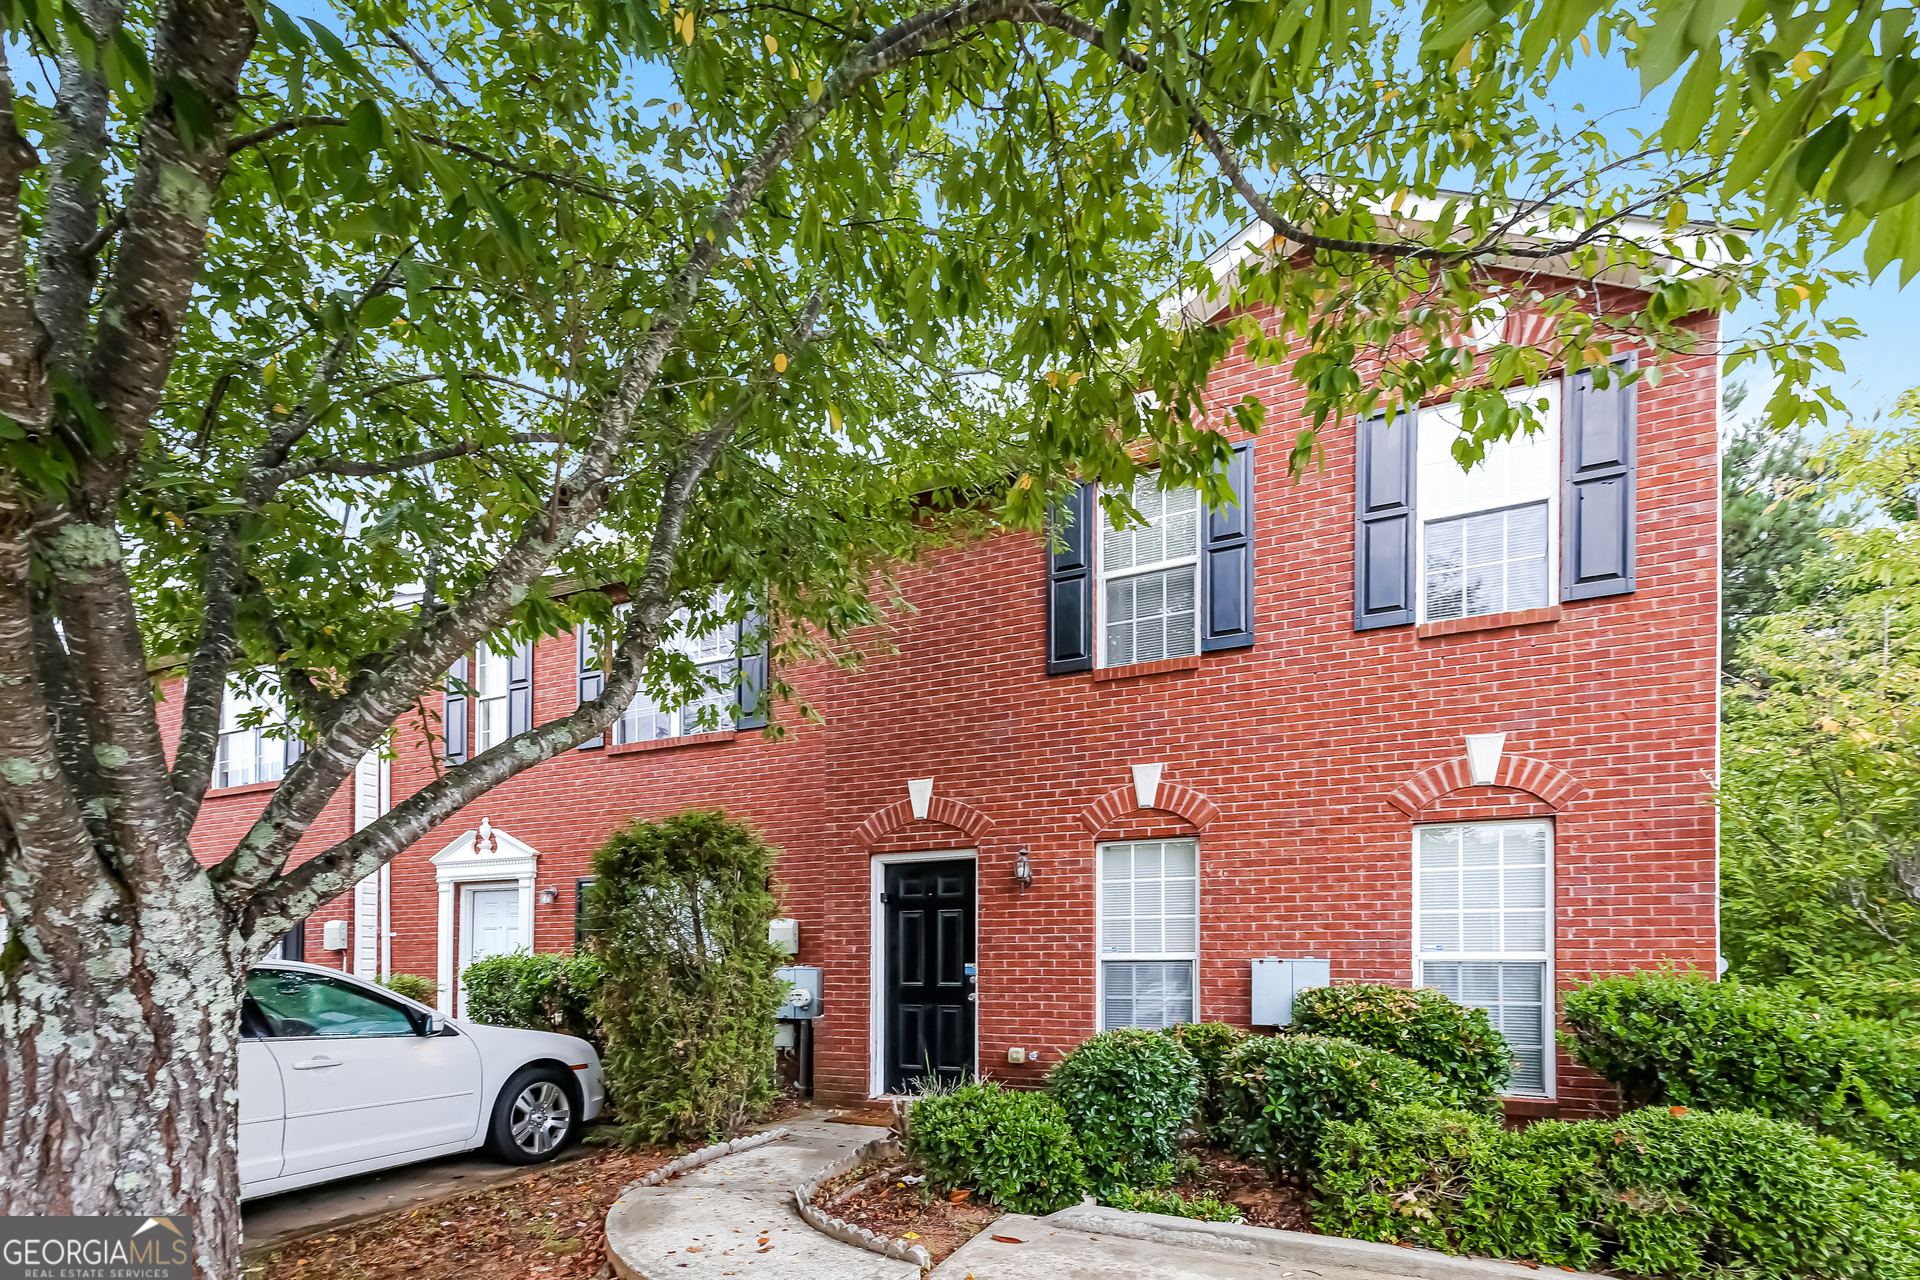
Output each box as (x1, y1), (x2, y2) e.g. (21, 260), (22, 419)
(379, 972), (438, 1005)
(1292, 984), (1511, 1114)
(1214, 1034), (1441, 1173)
(1162, 1021), (1246, 1127)
(906, 1081), (1088, 1214)
(460, 950), (603, 1045)
(1317, 1103), (1920, 1279)
(1049, 1028), (1201, 1196)
(1562, 970), (1920, 1166)
(1103, 1185), (1242, 1223)
(585, 810), (786, 1143)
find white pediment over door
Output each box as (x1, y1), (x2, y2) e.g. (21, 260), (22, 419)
(430, 818), (539, 884)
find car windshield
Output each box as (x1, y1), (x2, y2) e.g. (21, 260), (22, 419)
(246, 969), (420, 1038)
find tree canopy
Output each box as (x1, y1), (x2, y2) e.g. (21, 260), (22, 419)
(0, 0), (1877, 1267)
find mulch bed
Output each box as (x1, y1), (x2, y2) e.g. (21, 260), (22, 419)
(1176, 1146), (1317, 1232)
(808, 1157), (1003, 1266)
(246, 1143), (672, 1280)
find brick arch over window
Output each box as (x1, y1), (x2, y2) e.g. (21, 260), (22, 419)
(854, 796), (995, 850)
(1386, 755), (1584, 817)
(1078, 782), (1220, 836)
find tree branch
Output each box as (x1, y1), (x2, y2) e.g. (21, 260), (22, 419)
(254, 431), (566, 491)
(212, 0), (1029, 909)
(0, 43), (47, 429)
(167, 522), (241, 832)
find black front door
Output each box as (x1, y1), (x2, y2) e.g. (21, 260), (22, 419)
(884, 859), (976, 1094)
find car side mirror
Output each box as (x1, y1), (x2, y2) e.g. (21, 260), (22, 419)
(422, 1012), (446, 1036)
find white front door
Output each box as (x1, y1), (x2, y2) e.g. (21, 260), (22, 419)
(460, 884), (523, 1015)
(249, 968), (484, 1178)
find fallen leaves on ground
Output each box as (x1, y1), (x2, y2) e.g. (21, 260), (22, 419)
(810, 1157), (1002, 1266)
(247, 1144), (671, 1280)
(1176, 1146), (1317, 1232)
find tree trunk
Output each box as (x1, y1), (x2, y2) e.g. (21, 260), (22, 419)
(1, 862), (248, 1280)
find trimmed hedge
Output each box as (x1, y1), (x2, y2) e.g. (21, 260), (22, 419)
(1292, 984), (1511, 1114)
(907, 1082), (1088, 1214)
(459, 950), (603, 1046)
(1562, 971), (1920, 1166)
(1162, 1021), (1246, 1128)
(1316, 1103), (1920, 1279)
(1049, 1028), (1201, 1195)
(1215, 1034), (1442, 1173)
(379, 972), (438, 1005)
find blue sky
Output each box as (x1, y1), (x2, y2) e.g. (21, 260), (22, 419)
(1543, 54), (1913, 427)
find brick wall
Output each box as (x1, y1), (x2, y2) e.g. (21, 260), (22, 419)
(168, 303), (1721, 1117)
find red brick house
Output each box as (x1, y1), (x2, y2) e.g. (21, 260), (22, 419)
(165, 267), (1721, 1117)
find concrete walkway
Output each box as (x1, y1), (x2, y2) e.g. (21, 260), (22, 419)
(936, 1205), (1612, 1280)
(605, 1115), (918, 1280)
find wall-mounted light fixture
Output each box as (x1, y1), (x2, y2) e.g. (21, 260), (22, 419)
(1014, 847), (1034, 890)
(539, 884), (560, 905)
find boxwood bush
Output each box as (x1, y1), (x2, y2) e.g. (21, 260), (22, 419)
(1214, 1033), (1441, 1173)
(1292, 984), (1511, 1114)
(906, 1081), (1087, 1214)
(1562, 970), (1920, 1166)
(459, 950), (603, 1046)
(378, 972), (439, 1005)
(1049, 1028), (1202, 1195)
(1162, 1021), (1247, 1130)
(1316, 1103), (1920, 1279)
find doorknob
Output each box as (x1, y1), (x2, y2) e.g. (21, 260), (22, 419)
(966, 993), (977, 1003)
(291, 1055), (341, 1070)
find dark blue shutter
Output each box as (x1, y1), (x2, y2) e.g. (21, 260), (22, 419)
(444, 655), (469, 764)
(507, 640), (533, 736)
(1354, 411), (1417, 630)
(576, 624), (605, 749)
(1201, 442), (1256, 651)
(1563, 357), (1638, 601)
(735, 609), (768, 729)
(1046, 482), (1096, 674)
(277, 921), (306, 961)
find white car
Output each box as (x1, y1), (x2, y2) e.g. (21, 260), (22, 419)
(238, 960), (605, 1199)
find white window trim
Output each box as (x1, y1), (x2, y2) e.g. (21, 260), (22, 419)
(1409, 818), (1556, 1098)
(215, 680), (289, 790)
(867, 848), (977, 1099)
(1093, 479), (1202, 669)
(1092, 838), (1201, 1034)
(473, 640), (514, 754)
(1413, 383), (1561, 625)
(609, 601), (739, 744)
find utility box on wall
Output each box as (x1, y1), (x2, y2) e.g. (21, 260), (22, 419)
(1250, 956), (1330, 1026)
(768, 918), (799, 956)
(321, 920), (349, 952)
(774, 965), (822, 1020)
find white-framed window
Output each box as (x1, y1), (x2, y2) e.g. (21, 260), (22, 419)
(1416, 383), (1560, 624)
(473, 640), (514, 753)
(215, 681), (288, 789)
(612, 605), (737, 744)
(1097, 839), (1199, 1030)
(1413, 820), (1554, 1096)
(1098, 475), (1200, 668)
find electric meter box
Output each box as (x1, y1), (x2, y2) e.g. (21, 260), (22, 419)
(775, 965), (822, 1020)
(1250, 956), (1330, 1026)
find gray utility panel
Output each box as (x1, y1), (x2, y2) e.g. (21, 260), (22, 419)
(775, 965), (822, 1020)
(1249, 957), (1330, 1026)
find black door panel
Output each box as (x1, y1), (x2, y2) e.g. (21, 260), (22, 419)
(885, 859), (975, 1093)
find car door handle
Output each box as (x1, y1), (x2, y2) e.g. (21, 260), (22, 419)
(290, 1055), (341, 1071)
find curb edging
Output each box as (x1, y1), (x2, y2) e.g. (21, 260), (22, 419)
(791, 1136), (933, 1271)
(625, 1126), (790, 1191)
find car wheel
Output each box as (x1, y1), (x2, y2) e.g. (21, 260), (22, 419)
(486, 1064), (579, 1164)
